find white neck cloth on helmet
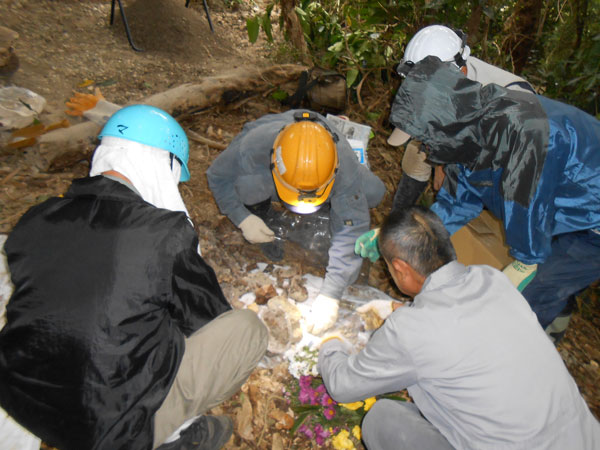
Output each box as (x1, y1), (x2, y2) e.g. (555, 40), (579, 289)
(90, 136), (190, 217)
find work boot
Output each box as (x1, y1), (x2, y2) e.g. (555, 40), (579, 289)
(156, 415), (233, 450)
(545, 297), (577, 345)
(391, 175), (428, 212)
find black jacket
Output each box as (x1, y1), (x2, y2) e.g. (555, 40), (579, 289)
(0, 176), (231, 450)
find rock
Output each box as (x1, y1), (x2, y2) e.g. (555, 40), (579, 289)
(258, 296), (302, 354)
(0, 87), (46, 130)
(254, 283), (277, 305)
(287, 275), (308, 302)
(0, 26), (19, 78)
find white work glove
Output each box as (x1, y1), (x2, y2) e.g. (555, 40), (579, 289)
(502, 260), (538, 292)
(319, 331), (352, 350)
(306, 294), (340, 335)
(356, 300), (394, 321)
(238, 214), (275, 244)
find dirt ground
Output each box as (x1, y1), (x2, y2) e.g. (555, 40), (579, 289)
(1, 1), (598, 449)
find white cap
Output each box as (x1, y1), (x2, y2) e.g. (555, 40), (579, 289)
(388, 127), (411, 146)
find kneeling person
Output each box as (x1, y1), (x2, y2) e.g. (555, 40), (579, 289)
(207, 110), (385, 334)
(0, 105), (268, 450)
(319, 206), (599, 449)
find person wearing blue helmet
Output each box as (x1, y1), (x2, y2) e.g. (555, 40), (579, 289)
(0, 105), (268, 450)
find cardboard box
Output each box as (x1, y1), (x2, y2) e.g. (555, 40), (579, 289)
(450, 210), (513, 270)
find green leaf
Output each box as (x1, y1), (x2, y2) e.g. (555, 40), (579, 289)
(262, 14), (273, 42)
(584, 75), (598, 91)
(290, 411), (311, 435)
(346, 68), (359, 88)
(265, 2), (274, 16)
(381, 394), (407, 402)
(246, 16), (260, 43)
(366, 111), (380, 121)
(328, 40), (344, 53)
(96, 79), (116, 87)
(271, 89), (289, 101)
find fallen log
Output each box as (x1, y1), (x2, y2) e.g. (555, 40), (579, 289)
(186, 130), (227, 150)
(38, 63), (308, 169)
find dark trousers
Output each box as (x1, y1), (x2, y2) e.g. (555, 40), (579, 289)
(522, 229), (600, 329)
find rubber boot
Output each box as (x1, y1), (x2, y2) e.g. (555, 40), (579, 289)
(392, 175), (428, 212)
(545, 296), (577, 345)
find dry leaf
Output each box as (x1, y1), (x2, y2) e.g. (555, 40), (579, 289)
(234, 394), (254, 441)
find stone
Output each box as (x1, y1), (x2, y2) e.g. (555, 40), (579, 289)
(287, 275), (308, 303)
(258, 295), (302, 354)
(0, 26), (19, 78)
(254, 283), (277, 305)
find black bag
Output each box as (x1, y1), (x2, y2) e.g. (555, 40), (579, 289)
(284, 68), (347, 114)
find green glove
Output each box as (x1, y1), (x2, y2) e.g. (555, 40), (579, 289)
(355, 228), (381, 263)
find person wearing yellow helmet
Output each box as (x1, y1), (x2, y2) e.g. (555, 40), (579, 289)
(207, 110), (386, 334)
(271, 118), (339, 214)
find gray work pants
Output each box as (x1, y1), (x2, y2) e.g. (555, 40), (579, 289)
(362, 399), (454, 450)
(153, 309), (268, 447)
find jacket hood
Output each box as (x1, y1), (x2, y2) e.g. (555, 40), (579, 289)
(390, 56), (548, 207)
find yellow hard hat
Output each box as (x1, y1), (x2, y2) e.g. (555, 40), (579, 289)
(271, 117), (338, 214)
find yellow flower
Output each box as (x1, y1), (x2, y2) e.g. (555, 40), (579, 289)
(339, 401), (364, 411)
(331, 429), (355, 450)
(363, 397), (377, 411)
(352, 425), (361, 440)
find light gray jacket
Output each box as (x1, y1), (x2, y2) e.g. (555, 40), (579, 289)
(206, 110), (385, 298)
(319, 261), (600, 449)
(466, 56), (534, 92)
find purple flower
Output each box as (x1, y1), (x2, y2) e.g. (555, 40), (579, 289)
(298, 423), (314, 439)
(299, 375), (313, 389)
(309, 389), (320, 405)
(314, 423), (331, 446)
(323, 407), (336, 420)
(298, 381), (321, 405)
(298, 387), (311, 404)
(320, 392), (336, 407)
(316, 384), (326, 394)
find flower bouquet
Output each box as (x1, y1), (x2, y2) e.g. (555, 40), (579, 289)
(285, 374), (374, 449)
(285, 345), (408, 449)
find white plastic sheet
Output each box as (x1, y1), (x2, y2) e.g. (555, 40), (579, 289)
(0, 87), (46, 130)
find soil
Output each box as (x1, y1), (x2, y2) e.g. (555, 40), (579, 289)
(1, 1), (598, 449)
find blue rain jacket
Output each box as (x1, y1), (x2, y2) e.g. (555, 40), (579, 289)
(389, 57), (600, 264)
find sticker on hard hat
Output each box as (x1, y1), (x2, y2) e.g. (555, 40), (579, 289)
(275, 146), (286, 175)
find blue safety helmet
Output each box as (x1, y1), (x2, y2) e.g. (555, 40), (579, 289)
(98, 104), (190, 182)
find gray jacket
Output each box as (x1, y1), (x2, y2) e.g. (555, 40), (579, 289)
(206, 110), (385, 298)
(319, 261), (600, 449)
